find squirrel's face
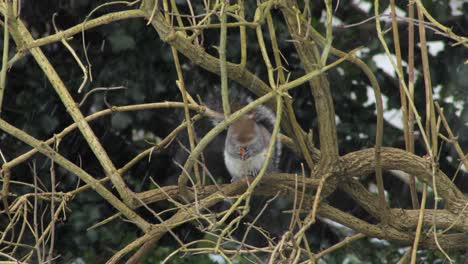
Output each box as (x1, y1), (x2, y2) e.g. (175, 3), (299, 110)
(227, 114), (261, 145)
(226, 114), (263, 160)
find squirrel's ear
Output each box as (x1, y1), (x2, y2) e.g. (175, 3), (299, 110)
(246, 112), (256, 120)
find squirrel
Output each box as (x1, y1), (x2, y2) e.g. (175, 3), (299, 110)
(209, 94), (281, 182)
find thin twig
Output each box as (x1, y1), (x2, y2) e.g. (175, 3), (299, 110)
(78, 86), (126, 107)
(0, 0), (12, 114)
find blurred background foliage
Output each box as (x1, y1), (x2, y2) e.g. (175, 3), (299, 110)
(1, 0), (467, 263)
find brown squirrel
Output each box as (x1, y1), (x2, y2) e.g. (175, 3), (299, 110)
(211, 96), (281, 181)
